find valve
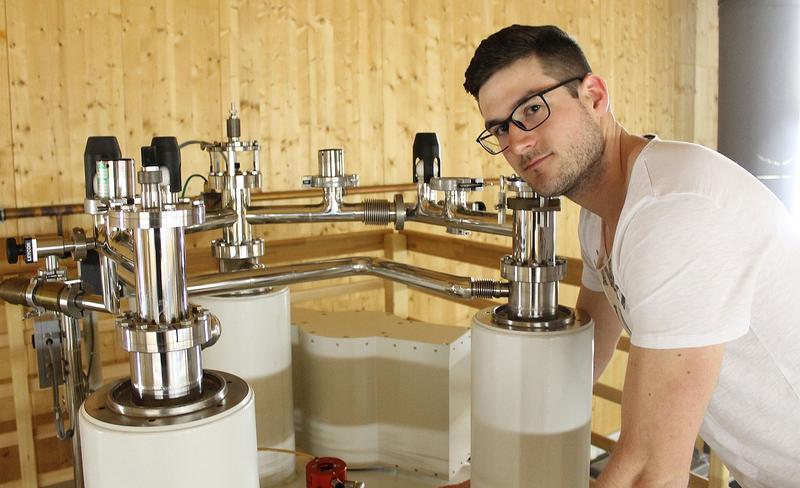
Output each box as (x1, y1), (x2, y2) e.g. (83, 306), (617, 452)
(6, 237), (29, 264)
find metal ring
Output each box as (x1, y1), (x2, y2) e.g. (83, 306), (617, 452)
(489, 304), (576, 331)
(105, 370), (229, 418)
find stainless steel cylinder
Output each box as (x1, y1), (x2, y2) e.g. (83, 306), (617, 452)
(318, 148), (344, 177)
(108, 159), (136, 199)
(129, 347), (203, 401)
(131, 225), (195, 401)
(509, 281), (558, 319)
(512, 208), (536, 264)
(134, 228), (188, 323)
(223, 187), (252, 245)
(534, 210), (556, 264)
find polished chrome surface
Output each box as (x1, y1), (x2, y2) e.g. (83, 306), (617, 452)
(83, 370), (249, 427)
(107, 370), (228, 417)
(108, 159), (136, 199)
(489, 304), (577, 331)
(107, 201), (205, 230)
(134, 227), (188, 323)
(187, 256), (507, 299)
(117, 308), (219, 353)
(318, 148), (345, 177)
(211, 238), (265, 260)
(129, 346), (203, 401)
(185, 206), (239, 233)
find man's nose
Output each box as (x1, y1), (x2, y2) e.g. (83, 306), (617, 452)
(506, 122), (537, 155)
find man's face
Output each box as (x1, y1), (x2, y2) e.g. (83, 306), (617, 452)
(477, 56), (604, 197)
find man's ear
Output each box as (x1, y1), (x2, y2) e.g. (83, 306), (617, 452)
(580, 74), (611, 114)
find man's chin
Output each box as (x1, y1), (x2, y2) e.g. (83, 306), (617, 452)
(515, 173), (564, 197)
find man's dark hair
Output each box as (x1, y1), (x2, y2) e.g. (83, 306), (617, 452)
(463, 25), (592, 99)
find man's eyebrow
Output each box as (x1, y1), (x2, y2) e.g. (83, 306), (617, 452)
(483, 90), (540, 130)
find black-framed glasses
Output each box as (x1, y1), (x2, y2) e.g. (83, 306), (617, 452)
(476, 76), (585, 155)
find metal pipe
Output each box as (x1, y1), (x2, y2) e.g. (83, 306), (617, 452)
(185, 206), (238, 234)
(134, 227), (188, 323)
(187, 256), (509, 300)
(0, 182), (491, 224)
(74, 293), (110, 313)
(406, 207), (512, 236)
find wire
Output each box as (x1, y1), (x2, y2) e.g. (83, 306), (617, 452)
(257, 446), (315, 460)
(179, 140), (213, 149)
(181, 174), (208, 198)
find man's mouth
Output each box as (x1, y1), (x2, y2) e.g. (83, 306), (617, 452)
(522, 152), (552, 172)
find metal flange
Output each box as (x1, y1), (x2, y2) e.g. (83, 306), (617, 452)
(202, 140), (259, 153)
(429, 177), (484, 192)
(210, 238), (265, 260)
(107, 200), (206, 230)
(489, 304), (577, 331)
(206, 171), (262, 192)
(500, 256), (567, 283)
(117, 306), (220, 354)
(301, 174), (359, 189)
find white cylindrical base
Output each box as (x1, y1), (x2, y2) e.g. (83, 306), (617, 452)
(80, 385), (259, 488)
(193, 287), (295, 486)
(471, 309), (594, 488)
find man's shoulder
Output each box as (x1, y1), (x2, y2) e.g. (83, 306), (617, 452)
(625, 138), (763, 212)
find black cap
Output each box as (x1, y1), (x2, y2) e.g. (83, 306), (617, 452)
(84, 136), (122, 198)
(412, 132), (441, 184)
(151, 137), (182, 193)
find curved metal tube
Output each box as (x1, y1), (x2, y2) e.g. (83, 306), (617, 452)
(187, 256), (509, 299)
(185, 206), (239, 233)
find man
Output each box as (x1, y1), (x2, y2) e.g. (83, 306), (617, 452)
(452, 25), (800, 487)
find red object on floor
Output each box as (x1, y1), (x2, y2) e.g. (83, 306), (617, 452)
(306, 457), (348, 488)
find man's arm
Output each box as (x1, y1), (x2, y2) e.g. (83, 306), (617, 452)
(595, 343), (724, 487)
(576, 285), (623, 383)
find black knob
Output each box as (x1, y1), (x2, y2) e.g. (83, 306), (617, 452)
(6, 237), (25, 264)
(151, 137), (182, 193)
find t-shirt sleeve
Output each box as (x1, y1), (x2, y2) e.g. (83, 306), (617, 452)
(616, 195), (753, 349)
(578, 208), (604, 292)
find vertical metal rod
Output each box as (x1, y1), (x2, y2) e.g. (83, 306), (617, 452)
(59, 313), (86, 488)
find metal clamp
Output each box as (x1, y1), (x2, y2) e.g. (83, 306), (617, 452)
(301, 174), (359, 189)
(500, 256), (567, 283)
(107, 200), (206, 230)
(211, 238), (265, 260)
(117, 307), (220, 354)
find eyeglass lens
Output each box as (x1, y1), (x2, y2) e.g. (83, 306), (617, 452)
(480, 95), (550, 154)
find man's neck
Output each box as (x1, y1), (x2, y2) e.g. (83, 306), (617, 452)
(568, 126), (649, 231)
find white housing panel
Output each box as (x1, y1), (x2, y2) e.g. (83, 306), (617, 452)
(193, 287), (295, 486)
(292, 309), (470, 481)
(471, 309), (593, 488)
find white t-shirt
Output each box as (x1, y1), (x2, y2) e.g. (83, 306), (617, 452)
(580, 138), (800, 488)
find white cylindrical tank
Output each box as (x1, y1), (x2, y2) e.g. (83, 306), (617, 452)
(471, 307), (593, 488)
(80, 373), (259, 488)
(193, 287), (295, 486)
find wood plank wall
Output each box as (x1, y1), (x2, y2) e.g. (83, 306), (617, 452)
(0, 0), (718, 485)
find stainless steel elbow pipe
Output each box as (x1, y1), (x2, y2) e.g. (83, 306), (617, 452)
(187, 256), (509, 300)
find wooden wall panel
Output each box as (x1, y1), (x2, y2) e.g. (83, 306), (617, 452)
(0, 0), (719, 484)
